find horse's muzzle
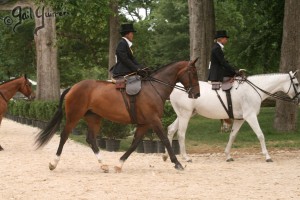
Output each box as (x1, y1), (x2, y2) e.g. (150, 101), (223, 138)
(28, 92), (36, 100)
(188, 92), (200, 99)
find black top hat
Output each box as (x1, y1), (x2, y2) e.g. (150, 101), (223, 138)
(119, 23), (136, 34)
(215, 30), (229, 39)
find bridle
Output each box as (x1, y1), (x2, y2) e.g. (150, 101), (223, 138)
(287, 72), (300, 101)
(241, 72), (300, 104)
(146, 62), (199, 96)
(0, 77), (32, 102)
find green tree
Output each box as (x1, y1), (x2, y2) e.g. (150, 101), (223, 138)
(215, 0), (284, 73)
(146, 0), (189, 67)
(0, 9), (35, 80)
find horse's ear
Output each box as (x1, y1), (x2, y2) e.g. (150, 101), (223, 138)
(190, 57), (199, 66)
(24, 74), (27, 79)
(294, 70), (299, 75)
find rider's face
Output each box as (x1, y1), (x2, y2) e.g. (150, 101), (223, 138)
(125, 32), (134, 42)
(219, 37), (228, 45)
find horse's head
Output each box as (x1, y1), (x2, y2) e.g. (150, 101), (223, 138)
(177, 58), (200, 99)
(19, 75), (35, 100)
(287, 70), (300, 104)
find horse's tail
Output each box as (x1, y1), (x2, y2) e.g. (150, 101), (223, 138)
(35, 88), (71, 149)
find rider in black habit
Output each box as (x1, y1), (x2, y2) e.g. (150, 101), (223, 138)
(111, 23), (143, 78)
(208, 30), (237, 83)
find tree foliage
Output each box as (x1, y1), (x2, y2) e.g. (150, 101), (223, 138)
(0, 0), (288, 85)
(215, 0), (284, 73)
(0, 9), (35, 80)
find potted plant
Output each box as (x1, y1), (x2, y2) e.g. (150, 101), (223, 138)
(142, 129), (154, 153)
(101, 119), (131, 152)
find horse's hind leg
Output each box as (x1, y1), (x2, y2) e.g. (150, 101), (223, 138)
(84, 113), (109, 173)
(49, 117), (81, 170)
(115, 124), (149, 172)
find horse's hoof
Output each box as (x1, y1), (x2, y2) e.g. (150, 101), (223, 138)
(0, 146), (4, 151)
(114, 166), (122, 173)
(226, 158), (234, 162)
(162, 155), (168, 162)
(49, 163), (56, 171)
(174, 163), (184, 171)
(101, 165), (109, 173)
(266, 159), (273, 162)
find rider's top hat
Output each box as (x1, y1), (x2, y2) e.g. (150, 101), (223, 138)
(214, 30), (229, 39)
(119, 23), (136, 34)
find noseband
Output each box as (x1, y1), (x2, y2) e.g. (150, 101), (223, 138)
(287, 72), (300, 101)
(177, 62), (199, 95)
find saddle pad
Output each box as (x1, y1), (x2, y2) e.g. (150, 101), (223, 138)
(211, 82), (221, 90)
(222, 82), (232, 91)
(116, 80), (125, 89)
(126, 75), (141, 95)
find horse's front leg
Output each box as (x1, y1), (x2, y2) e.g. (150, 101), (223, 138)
(224, 120), (244, 162)
(153, 122), (184, 171)
(245, 115), (272, 162)
(163, 117), (179, 161)
(115, 125), (149, 173)
(177, 117), (192, 162)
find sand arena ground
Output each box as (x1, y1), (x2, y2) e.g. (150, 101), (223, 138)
(0, 119), (300, 200)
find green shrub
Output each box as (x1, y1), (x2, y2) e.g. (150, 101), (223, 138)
(101, 119), (131, 139)
(162, 101), (177, 130)
(7, 100), (15, 115)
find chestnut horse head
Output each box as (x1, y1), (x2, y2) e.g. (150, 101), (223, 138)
(35, 58), (200, 172)
(18, 75), (35, 100)
(0, 75), (35, 150)
(0, 75), (35, 102)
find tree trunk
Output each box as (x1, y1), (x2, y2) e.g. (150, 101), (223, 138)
(188, 0), (215, 81)
(108, 0), (119, 78)
(274, 0), (300, 131)
(0, 1), (60, 100)
(34, 5), (60, 100)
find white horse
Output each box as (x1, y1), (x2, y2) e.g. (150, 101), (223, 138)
(165, 71), (300, 162)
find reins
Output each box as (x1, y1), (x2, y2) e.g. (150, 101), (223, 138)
(238, 74), (299, 104)
(0, 91), (8, 102)
(145, 76), (188, 92)
(143, 61), (198, 95)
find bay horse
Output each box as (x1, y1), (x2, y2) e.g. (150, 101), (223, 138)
(165, 71), (300, 162)
(0, 75), (35, 150)
(35, 59), (200, 172)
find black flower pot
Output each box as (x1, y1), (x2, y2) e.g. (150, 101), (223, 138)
(105, 139), (121, 152)
(97, 138), (106, 149)
(172, 140), (180, 155)
(155, 140), (165, 153)
(136, 141), (144, 153)
(143, 140), (155, 153)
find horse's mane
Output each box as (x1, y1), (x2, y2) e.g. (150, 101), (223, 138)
(248, 73), (287, 78)
(0, 76), (23, 86)
(150, 61), (180, 74)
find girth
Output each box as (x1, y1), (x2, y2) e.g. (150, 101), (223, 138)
(120, 89), (138, 124)
(215, 90), (234, 119)
(113, 75), (141, 124)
